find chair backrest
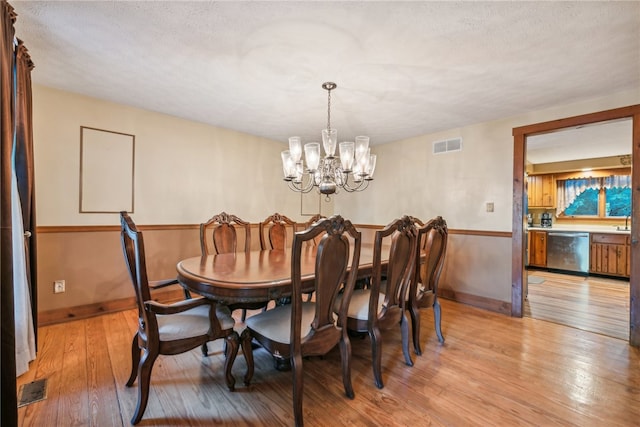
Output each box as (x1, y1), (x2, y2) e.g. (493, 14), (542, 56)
(200, 212), (251, 255)
(120, 211), (154, 332)
(370, 215), (418, 320)
(259, 213), (296, 250)
(290, 214), (361, 354)
(412, 216), (448, 300)
(297, 214), (326, 247)
(298, 213), (325, 229)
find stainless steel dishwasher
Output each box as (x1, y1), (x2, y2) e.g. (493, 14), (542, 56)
(546, 231), (590, 274)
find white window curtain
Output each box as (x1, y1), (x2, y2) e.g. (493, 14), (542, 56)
(556, 178), (600, 215)
(12, 166), (35, 376)
(603, 175), (631, 189)
(557, 175), (631, 215)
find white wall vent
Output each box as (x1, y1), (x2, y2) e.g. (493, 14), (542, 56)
(433, 137), (462, 154)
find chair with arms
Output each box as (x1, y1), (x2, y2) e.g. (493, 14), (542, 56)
(294, 214), (327, 301)
(408, 216), (448, 354)
(119, 212), (251, 425)
(341, 215), (418, 389)
(297, 213), (326, 247)
(244, 215), (362, 427)
(259, 212), (297, 250)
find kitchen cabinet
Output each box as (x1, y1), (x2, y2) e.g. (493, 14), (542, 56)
(529, 230), (547, 267)
(590, 233), (629, 278)
(527, 174), (555, 208)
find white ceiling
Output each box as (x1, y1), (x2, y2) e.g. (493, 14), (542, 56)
(527, 118), (633, 164)
(11, 1), (640, 158)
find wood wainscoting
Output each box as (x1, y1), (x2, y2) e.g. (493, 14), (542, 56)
(37, 223), (513, 325)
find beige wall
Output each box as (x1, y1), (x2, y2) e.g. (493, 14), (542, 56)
(336, 90), (639, 227)
(33, 84), (639, 314)
(31, 85), (332, 313)
(336, 88), (639, 303)
(33, 84), (321, 226)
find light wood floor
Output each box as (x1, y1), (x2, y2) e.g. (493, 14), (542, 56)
(17, 299), (640, 426)
(525, 270), (630, 340)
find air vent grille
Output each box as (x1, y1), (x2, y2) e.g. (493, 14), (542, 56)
(433, 137), (462, 154)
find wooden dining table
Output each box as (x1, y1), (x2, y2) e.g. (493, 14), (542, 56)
(176, 244), (385, 305)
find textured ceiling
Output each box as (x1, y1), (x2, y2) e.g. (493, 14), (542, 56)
(11, 1), (640, 158)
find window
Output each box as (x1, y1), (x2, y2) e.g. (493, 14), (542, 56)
(558, 175), (631, 218)
(563, 187), (599, 216)
(605, 186), (632, 217)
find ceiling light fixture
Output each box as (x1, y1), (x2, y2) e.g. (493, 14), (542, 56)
(280, 82), (376, 198)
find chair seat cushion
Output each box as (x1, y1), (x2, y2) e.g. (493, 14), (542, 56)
(336, 289), (385, 321)
(245, 302), (317, 344)
(157, 303), (235, 341)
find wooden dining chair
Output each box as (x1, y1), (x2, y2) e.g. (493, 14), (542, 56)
(200, 211), (251, 255)
(293, 214), (327, 301)
(296, 213), (326, 247)
(244, 215), (362, 427)
(200, 211), (264, 320)
(340, 215), (418, 389)
(408, 216), (448, 354)
(259, 212), (296, 250)
(119, 212), (252, 425)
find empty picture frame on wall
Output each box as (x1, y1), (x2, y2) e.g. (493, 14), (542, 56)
(300, 190), (322, 216)
(79, 126), (135, 213)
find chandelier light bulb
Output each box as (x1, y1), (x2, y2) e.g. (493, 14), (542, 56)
(322, 128), (338, 158)
(354, 136), (370, 163)
(339, 141), (355, 171)
(367, 154), (377, 178)
(289, 136), (302, 163)
(281, 150), (295, 179)
(304, 142), (321, 171)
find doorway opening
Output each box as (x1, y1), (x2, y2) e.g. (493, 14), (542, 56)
(511, 105), (640, 347)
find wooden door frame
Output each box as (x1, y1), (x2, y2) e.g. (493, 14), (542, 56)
(512, 104), (640, 347)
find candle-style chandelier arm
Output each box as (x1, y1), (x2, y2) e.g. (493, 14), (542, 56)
(337, 175), (371, 193)
(287, 179), (316, 193)
(280, 82), (376, 197)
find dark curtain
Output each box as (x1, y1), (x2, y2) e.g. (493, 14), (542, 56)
(14, 38), (36, 349)
(0, 2), (17, 427)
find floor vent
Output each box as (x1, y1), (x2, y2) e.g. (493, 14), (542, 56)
(433, 137), (462, 154)
(18, 378), (48, 407)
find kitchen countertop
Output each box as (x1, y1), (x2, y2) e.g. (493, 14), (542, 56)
(527, 225), (631, 234)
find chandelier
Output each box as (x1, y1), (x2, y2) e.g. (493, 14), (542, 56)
(280, 82), (376, 197)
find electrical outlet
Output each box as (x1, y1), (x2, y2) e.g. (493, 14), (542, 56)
(486, 202), (494, 213)
(53, 280), (65, 294)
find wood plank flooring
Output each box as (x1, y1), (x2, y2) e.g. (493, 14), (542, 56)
(525, 270), (630, 340)
(17, 299), (640, 426)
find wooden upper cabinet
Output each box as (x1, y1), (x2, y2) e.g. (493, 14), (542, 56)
(527, 174), (555, 208)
